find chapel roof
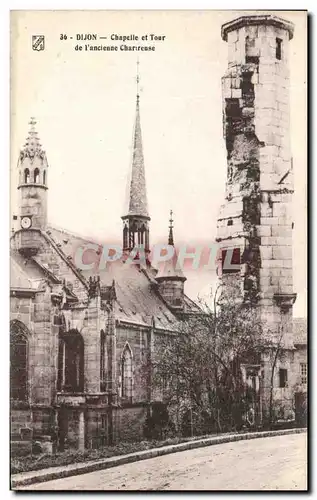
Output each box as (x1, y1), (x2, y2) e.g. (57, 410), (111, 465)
(45, 225), (200, 330)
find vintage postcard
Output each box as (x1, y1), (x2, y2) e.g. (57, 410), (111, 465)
(10, 10), (307, 491)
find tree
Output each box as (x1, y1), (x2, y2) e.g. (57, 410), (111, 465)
(145, 286), (276, 437)
(262, 323), (289, 427)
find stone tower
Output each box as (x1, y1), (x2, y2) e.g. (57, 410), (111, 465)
(156, 211), (187, 310)
(15, 118), (48, 255)
(217, 16), (296, 363)
(121, 93), (150, 255)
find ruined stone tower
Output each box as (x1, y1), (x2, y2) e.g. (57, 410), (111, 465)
(217, 15), (297, 414)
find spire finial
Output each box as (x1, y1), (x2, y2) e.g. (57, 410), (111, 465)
(136, 58), (140, 101)
(168, 209), (174, 246)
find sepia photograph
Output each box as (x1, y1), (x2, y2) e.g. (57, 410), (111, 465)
(9, 9), (307, 491)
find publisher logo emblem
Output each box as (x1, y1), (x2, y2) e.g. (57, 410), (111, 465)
(32, 35), (45, 51)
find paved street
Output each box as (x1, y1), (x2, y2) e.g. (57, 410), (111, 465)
(21, 433), (307, 491)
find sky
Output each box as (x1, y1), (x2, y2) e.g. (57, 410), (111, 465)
(10, 10), (307, 316)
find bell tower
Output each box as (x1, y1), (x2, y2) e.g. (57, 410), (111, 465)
(15, 118), (48, 255)
(122, 64), (150, 255)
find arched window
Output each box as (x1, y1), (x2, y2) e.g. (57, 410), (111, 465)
(10, 320), (28, 401)
(100, 330), (106, 391)
(57, 330), (84, 393)
(121, 345), (133, 400)
(34, 168), (40, 183)
(139, 224), (146, 245)
(24, 168), (30, 184)
(43, 170), (46, 185)
(123, 225), (128, 250)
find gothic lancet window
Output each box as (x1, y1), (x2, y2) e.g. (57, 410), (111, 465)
(100, 330), (106, 391)
(57, 330), (84, 393)
(43, 170), (46, 185)
(140, 224), (146, 245)
(123, 225), (128, 249)
(34, 168), (40, 183)
(10, 320), (29, 401)
(24, 168), (30, 184)
(121, 345), (133, 400)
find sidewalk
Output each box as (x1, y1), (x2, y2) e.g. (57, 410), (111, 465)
(11, 427), (307, 489)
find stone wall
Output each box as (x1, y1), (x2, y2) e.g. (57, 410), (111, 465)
(114, 406), (147, 442)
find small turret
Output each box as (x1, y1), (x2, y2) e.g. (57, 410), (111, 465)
(156, 211), (186, 311)
(14, 118), (48, 255)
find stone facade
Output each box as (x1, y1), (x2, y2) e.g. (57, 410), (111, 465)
(10, 100), (200, 454)
(217, 15), (306, 422)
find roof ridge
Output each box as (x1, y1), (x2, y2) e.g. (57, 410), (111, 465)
(47, 224), (100, 244)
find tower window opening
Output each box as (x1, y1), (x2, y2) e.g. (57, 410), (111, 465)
(225, 98), (243, 140)
(300, 363), (307, 385)
(279, 368), (288, 388)
(241, 73), (254, 106)
(225, 98), (241, 119)
(227, 218), (233, 226)
(43, 170), (46, 185)
(276, 38), (283, 60)
(221, 248), (240, 274)
(24, 168), (30, 184)
(245, 35), (259, 64)
(34, 168), (40, 183)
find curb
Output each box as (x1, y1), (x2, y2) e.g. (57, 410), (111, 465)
(11, 427), (307, 488)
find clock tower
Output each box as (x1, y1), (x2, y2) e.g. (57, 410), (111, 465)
(15, 118), (48, 255)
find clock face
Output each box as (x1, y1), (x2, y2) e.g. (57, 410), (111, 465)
(21, 216), (32, 229)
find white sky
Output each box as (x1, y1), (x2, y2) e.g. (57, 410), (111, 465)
(10, 10), (307, 316)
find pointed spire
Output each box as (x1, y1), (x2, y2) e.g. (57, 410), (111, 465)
(156, 212), (186, 282)
(21, 117), (45, 159)
(168, 209), (174, 246)
(124, 61), (149, 219)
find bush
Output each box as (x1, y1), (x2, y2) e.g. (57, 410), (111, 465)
(11, 433), (226, 475)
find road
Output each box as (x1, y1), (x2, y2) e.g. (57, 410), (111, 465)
(21, 433), (307, 491)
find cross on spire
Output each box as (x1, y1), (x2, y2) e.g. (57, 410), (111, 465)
(23, 117), (42, 152)
(29, 117), (37, 132)
(20, 117), (45, 161)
